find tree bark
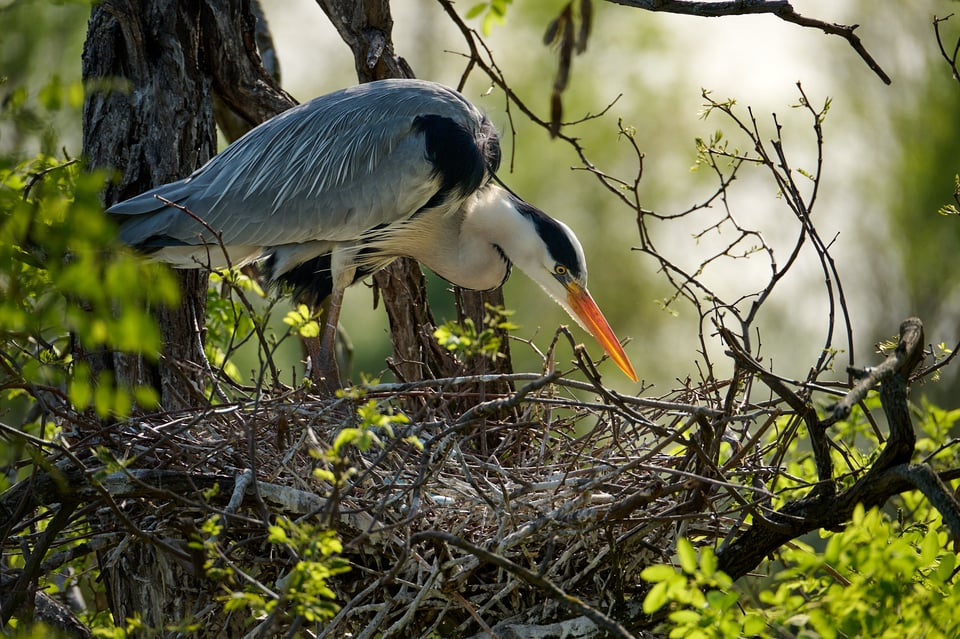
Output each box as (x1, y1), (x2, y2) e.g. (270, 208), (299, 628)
(81, 1), (287, 634)
(82, 0), (216, 410)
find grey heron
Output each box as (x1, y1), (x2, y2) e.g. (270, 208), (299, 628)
(107, 79), (637, 385)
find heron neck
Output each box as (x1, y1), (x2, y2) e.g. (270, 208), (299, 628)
(410, 186), (530, 291)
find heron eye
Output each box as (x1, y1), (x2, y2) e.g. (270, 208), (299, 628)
(554, 264), (567, 276)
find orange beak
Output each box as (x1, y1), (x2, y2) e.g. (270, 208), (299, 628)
(565, 283), (638, 382)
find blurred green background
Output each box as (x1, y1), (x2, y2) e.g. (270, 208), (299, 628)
(3, 0), (958, 400)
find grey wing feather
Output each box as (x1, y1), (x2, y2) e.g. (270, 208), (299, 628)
(108, 79), (488, 249)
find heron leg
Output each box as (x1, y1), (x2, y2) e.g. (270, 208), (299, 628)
(310, 286), (344, 393)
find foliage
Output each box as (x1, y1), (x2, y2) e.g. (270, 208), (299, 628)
(433, 303), (518, 361)
(314, 393), (417, 487)
(0, 78), (171, 635)
(645, 504), (960, 639)
(263, 518), (350, 622)
(205, 269), (267, 382)
(642, 539), (766, 639)
(642, 397), (960, 639)
(0, 81), (179, 423)
(465, 0), (515, 35)
(283, 303), (321, 339)
(764, 505), (958, 639)
(179, 397), (417, 631)
(195, 515), (350, 626)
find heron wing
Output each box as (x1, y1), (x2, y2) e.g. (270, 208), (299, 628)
(108, 79), (497, 251)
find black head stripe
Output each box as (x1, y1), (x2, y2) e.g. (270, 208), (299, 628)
(511, 198), (582, 279)
(413, 114), (499, 208)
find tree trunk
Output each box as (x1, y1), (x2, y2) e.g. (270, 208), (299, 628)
(82, 0), (215, 410)
(81, 1), (287, 634)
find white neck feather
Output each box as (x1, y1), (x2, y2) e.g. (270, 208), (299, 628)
(379, 185), (538, 291)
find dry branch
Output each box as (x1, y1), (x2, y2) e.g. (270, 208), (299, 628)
(934, 13), (960, 85)
(5, 318), (959, 637)
(716, 317), (960, 581)
(603, 0), (891, 84)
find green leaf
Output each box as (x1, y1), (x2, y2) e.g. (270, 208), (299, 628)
(668, 609), (702, 625)
(317, 533), (343, 555)
(677, 538), (697, 575)
(699, 545), (717, 578)
(934, 551), (956, 583)
(268, 525), (289, 544)
(920, 527), (941, 564)
(643, 580), (670, 614)
(641, 564), (678, 582)
(742, 613), (766, 635)
(331, 427), (362, 453)
(313, 468), (336, 483)
(465, 3), (486, 19)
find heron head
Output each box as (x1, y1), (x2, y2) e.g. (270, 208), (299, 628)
(505, 198), (638, 383)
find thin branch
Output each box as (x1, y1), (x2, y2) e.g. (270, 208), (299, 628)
(604, 0), (891, 84)
(22, 159), (79, 200)
(825, 317), (924, 428)
(411, 530), (635, 639)
(934, 14), (960, 85)
(887, 464), (960, 538)
(0, 502), (78, 626)
(715, 318), (945, 580)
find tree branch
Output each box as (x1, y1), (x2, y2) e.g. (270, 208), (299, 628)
(411, 530), (635, 639)
(604, 0), (891, 84)
(716, 317), (960, 580)
(201, 0), (296, 128)
(934, 14), (960, 86)
(0, 502), (78, 627)
(825, 317), (923, 429)
(887, 464), (960, 538)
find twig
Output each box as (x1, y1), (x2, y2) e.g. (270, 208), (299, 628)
(153, 195), (283, 385)
(22, 159), (79, 200)
(934, 14), (960, 85)
(720, 325), (835, 497)
(887, 464), (960, 538)
(411, 530), (635, 639)
(604, 0), (891, 84)
(0, 502), (78, 626)
(826, 318), (923, 427)
(455, 371), (560, 424)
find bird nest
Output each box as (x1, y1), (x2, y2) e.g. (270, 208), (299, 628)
(16, 367), (729, 638)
